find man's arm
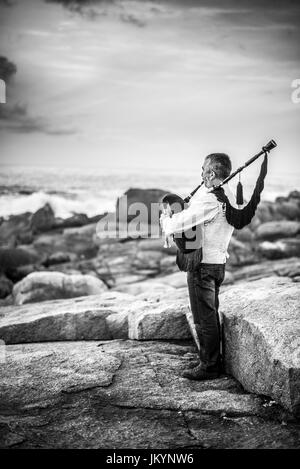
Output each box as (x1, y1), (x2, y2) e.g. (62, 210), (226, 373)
(160, 193), (219, 236)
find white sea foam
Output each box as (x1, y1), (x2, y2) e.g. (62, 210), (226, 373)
(0, 191), (117, 219)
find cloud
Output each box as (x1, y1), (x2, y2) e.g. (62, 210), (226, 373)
(0, 0), (16, 5)
(45, 0), (115, 20)
(45, 0), (158, 26)
(0, 103), (78, 135)
(0, 55), (77, 135)
(119, 13), (146, 27)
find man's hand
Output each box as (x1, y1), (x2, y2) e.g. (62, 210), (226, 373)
(159, 212), (171, 230)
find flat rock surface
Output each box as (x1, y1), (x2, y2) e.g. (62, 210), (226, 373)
(0, 340), (299, 449)
(0, 292), (135, 343)
(0, 290), (192, 344)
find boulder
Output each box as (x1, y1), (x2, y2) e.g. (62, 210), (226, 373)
(289, 190), (300, 200)
(0, 292), (135, 343)
(220, 277), (300, 416)
(233, 227), (255, 243)
(255, 221), (300, 241)
(16, 230), (34, 245)
(227, 238), (257, 266)
(0, 274), (13, 298)
(5, 264), (47, 283)
(33, 223), (99, 259)
(276, 200), (300, 221)
(12, 271), (108, 305)
(233, 257), (300, 282)
(42, 251), (72, 267)
(0, 294), (13, 307)
(30, 203), (56, 233)
(255, 202), (281, 224)
(128, 301), (191, 341)
(55, 213), (88, 228)
(116, 188), (169, 225)
(257, 239), (300, 260)
(0, 248), (40, 277)
(0, 212), (32, 247)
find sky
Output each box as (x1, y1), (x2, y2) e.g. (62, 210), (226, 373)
(0, 0), (299, 177)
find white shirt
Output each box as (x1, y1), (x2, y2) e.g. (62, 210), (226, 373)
(161, 183), (237, 264)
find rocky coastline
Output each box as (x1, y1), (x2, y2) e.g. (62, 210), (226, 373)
(0, 187), (299, 448)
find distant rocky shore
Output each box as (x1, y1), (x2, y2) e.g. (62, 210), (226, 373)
(0, 187), (299, 305)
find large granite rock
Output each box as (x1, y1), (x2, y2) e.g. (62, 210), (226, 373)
(1, 340), (299, 449)
(255, 221), (300, 241)
(0, 212), (32, 248)
(0, 248), (40, 277)
(276, 200), (300, 220)
(227, 237), (258, 266)
(257, 239), (300, 260)
(33, 223), (99, 259)
(232, 257), (300, 282)
(0, 287), (191, 343)
(12, 271), (108, 305)
(128, 301), (191, 341)
(54, 213), (89, 229)
(30, 203), (56, 234)
(220, 277), (300, 416)
(0, 292), (134, 343)
(116, 188), (168, 225)
(42, 251), (73, 267)
(0, 274), (13, 299)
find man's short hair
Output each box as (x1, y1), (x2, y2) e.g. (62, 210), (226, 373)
(205, 153), (232, 180)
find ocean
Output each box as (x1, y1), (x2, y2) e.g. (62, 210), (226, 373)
(0, 165), (299, 220)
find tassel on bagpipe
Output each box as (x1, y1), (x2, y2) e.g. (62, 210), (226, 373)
(236, 173), (244, 206)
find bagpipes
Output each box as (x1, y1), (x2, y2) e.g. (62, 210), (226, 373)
(161, 139), (277, 254)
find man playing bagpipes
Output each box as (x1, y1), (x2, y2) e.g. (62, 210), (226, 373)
(160, 140), (277, 381)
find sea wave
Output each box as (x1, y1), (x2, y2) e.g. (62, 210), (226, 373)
(0, 191), (118, 219)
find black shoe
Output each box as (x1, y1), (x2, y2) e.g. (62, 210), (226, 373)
(182, 364), (220, 381)
(186, 359), (200, 369)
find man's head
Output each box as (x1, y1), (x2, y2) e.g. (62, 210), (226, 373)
(202, 153), (232, 188)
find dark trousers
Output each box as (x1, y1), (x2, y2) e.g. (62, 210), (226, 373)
(187, 263), (225, 370)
